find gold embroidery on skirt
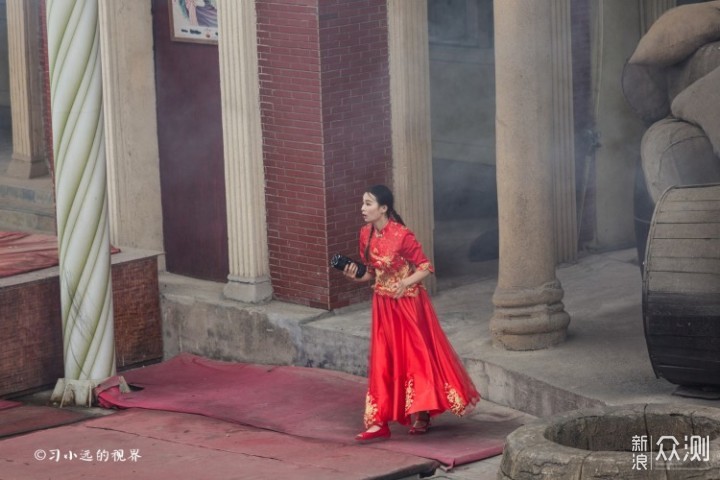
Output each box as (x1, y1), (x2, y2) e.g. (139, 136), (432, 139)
(364, 392), (380, 428)
(444, 383), (467, 416)
(404, 378), (415, 414)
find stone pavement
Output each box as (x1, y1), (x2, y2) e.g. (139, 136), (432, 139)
(4, 247), (719, 479)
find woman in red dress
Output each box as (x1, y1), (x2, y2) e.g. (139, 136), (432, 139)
(343, 185), (480, 441)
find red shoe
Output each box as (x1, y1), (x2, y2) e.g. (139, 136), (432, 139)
(355, 423), (391, 442)
(409, 414), (431, 435)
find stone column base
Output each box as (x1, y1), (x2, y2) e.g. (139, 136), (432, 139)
(6, 153), (48, 179)
(491, 280), (570, 351)
(223, 275), (273, 304)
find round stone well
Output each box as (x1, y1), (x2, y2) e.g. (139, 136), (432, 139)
(498, 404), (720, 479)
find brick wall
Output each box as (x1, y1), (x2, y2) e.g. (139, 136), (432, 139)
(257, 0), (391, 310)
(0, 256), (162, 396)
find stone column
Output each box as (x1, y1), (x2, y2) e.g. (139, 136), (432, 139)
(491, 0), (570, 350)
(387, 0), (435, 292)
(98, 0), (164, 256)
(217, 0), (272, 303)
(6, 0), (47, 179)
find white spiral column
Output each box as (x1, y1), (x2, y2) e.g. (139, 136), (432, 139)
(47, 0), (115, 382)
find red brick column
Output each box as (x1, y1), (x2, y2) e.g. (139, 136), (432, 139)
(257, 0), (391, 309)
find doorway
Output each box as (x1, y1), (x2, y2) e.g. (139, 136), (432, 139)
(428, 0), (498, 284)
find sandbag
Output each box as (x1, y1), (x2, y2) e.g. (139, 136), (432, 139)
(641, 117), (720, 202)
(667, 41), (720, 100)
(621, 62), (670, 124)
(629, 0), (720, 67)
(671, 65), (720, 156)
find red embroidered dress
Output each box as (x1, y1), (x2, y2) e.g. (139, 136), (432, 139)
(359, 220), (480, 427)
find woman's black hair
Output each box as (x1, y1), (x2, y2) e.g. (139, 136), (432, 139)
(364, 185), (405, 262)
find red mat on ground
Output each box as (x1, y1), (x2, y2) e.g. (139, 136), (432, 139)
(0, 409), (437, 480)
(0, 405), (89, 438)
(0, 231), (121, 278)
(0, 232), (59, 277)
(97, 353), (519, 467)
(0, 399), (21, 410)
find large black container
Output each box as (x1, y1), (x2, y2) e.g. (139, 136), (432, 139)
(643, 184), (720, 387)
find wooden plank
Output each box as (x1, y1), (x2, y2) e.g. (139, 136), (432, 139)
(647, 292), (720, 307)
(654, 211), (720, 224)
(648, 257), (720, 275)
(646, 301), (720, 317)
(653, 223), (720, 239)
(666, 185), (720, 202)
(647, 334), (720, 351)
(655, 365), (720, 386)
(648, 271), (720, 294)
(648, 238), (720, 259)
(647, 316), (720, 336)
(652, 351), (720, 368)
(659, 200), (720, 212)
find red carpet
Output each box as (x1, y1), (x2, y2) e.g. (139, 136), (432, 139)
(0, 399), (21, 410)
(0, 409), (437, 480)
(97, 354), (519, 467)
(0, 405), (89, 438)
(0, 232), (59, 277)
(0, 231), (120, 278)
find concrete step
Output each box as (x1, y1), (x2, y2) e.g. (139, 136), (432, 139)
(158, 273), (598, 420)
(0, 197), (56, 234)
(0, 173), (56, 233)
(0, 175), (55, 206)
(159, 250), (720, 423)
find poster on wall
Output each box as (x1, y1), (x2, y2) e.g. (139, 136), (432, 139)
(169, 0), (218, 44)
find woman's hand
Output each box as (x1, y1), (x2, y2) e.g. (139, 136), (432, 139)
(343, 262), (359, 280)
(394, 280), (410, 298)
(393, 269), (431, 298)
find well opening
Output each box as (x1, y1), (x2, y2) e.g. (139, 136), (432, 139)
(499, 405), (720, 480)
(546, 411), (720, 452)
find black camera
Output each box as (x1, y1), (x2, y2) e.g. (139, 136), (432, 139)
(330, 254), (367, 278)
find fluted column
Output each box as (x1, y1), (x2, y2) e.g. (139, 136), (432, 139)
(47, 0), (115, 379)
(551, 0), (577, 263)
(491, 0), (570, 350)
(217, 0), (272, 303)
(98, 0), (164, 255)
(6, 0), (47, 179)
(387, 0), (435, 292)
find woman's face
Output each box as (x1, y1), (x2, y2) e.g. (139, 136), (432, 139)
(361, 193), (387, 224)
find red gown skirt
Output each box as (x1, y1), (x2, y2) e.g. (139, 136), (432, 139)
(363, 288), (480, 427)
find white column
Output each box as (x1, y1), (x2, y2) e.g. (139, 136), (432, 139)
(98, 0), (164, 255)
(387, 0), (435, 292)
(217, 0), (272, 303)
(6, 0), (47, 179)
(491, 0), (570, 350)
(47, 0), (115, 380)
